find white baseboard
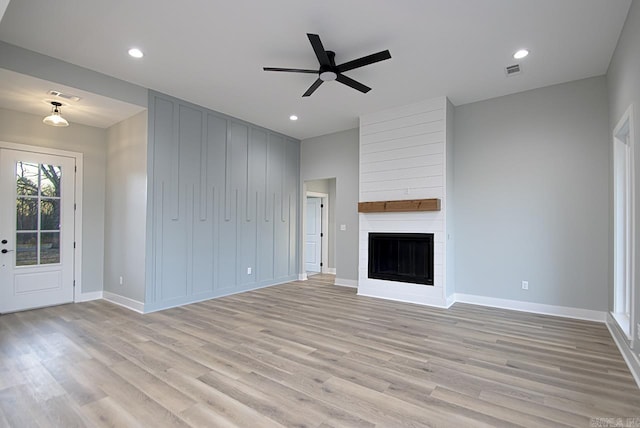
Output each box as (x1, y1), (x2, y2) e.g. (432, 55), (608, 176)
(75, 291), (103, 302)
(606, 313), (640, 389)
(323, 267), (337, 275)
(445, 293), (456, 308)
(454, 293), (607, 322)
(298, 273), (308, 281)
(358, 291), (451, 308)
(334, 278), (358, 288)
(103, 291), (145, 314)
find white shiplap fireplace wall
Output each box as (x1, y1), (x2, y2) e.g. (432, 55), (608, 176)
(358, 97), (454, 307)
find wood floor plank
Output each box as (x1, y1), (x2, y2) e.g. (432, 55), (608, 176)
(109, 359), (196, 414)
(0, 385), (48, 428)
(0, 273), (638, 427)
(430, 386), (572, 427)
(40, 355), (106, 406)
(161, 369), (287, 428)
(82, 396), (145, 428)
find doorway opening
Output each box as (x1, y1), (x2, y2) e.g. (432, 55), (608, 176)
(303, 178), (335, 279)
(305, 195), (325, 274)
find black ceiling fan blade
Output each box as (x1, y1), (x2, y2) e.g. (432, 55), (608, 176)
(307, 33), (331, 66)
(263, 67), (318, 73)
(337, 50), (391, 73)
(335, 74), (371, 93)
(302, 78), (323, 97)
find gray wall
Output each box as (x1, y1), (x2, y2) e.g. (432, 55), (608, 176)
(305, 178), (337, 270)
(453, 76), (610, 311)
(306, 179), (330, 193)
(607, 0), (640, 353)
(301, 128), (359, 281)
(0, 41), (147, 107)
(145, 92), (299, 311)
(0, 107), (107, 294)
(104, 111), (148, 302)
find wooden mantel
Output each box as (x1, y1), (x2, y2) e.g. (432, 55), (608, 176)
(358, 198), (441, 213)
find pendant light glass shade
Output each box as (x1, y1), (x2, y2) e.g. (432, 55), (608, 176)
(43, 101), (69, 127)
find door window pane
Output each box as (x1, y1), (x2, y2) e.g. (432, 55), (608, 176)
(41, 199), (60, 231)
(13, 161), (65, 267)
(16, 233), (37, 266)
(40, 232), (60, 264)
(16, 198), (38, 230)
(16, 162), (39, 196)
(40, 166), (61, 197)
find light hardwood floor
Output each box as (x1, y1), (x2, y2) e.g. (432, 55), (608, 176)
(1, 274), (639, 427)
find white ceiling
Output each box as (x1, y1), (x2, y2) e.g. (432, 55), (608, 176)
(0, 68), (146, 128)
(0, 0), (632, 139)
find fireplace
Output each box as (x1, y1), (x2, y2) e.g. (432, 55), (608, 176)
(368, 233), (434, 285)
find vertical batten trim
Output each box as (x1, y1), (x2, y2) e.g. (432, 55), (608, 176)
(265, 135), (271, 222)
(225, 122), (232, 221)
(281, 140), (286, 222)
(157, 181), (165, 302)
(254, 191), (259, 283)
(272, 192), (277, 275)
(187, 183), (194, 296)
(287, 192), (292, 273)
(235, 189), (240, 287)
(246, 128), (252, 222)
(170, 103), (180, 220)
(200, 112), (208, 221)
(212, 185), (219, 291)
(146, 96), (158, 305)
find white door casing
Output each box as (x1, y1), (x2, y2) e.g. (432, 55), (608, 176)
(0, 148), (76, 313)
(305, 197), (322, 272)
(612, 104), (635, 339)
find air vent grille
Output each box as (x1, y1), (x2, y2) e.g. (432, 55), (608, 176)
(47, 90), (81, 102)
(505, 64), (522, 76)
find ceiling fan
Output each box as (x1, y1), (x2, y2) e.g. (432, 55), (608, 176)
(263, 33), (391, 97)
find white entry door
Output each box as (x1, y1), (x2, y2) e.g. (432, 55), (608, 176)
(0, 149), (76, 313)
(305, 197), (322, 272)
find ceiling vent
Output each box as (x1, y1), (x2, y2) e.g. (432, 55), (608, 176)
(505, 64), (522, 77)
(47, 90), (82, 102)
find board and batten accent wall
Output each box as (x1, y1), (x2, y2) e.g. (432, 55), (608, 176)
(145, 92), (299, 312)
(358, 96), (453, 307)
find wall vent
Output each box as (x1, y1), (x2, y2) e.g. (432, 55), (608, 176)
(47, 90), (82, 102)
(505, 64), (522, 76)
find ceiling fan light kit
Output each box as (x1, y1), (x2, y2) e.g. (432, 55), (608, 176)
(263, 33), (391, 97)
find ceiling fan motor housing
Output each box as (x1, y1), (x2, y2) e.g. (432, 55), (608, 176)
(262, 34), (391, 97)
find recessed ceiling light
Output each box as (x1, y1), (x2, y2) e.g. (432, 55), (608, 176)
(289, 115), (298, 121)
(513, 49), (529, 59)
(128, 48), (144, 58)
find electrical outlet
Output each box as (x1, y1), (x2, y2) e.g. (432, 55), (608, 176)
(340, 224), (347, 231)
(119, 276), (123, 285)
(521, 280), (528, 290)
(247, 267), (252, 275)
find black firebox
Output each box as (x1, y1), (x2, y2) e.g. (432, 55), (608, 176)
(368, 233), (434, 285)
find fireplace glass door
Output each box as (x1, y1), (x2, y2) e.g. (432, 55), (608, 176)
(368, 233), (434, 285)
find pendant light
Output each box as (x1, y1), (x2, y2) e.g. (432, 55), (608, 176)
(43, 101), (69, 127)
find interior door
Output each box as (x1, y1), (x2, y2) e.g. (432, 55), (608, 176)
(0, 148), (76, 313)
(305, 197), (322, 273)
